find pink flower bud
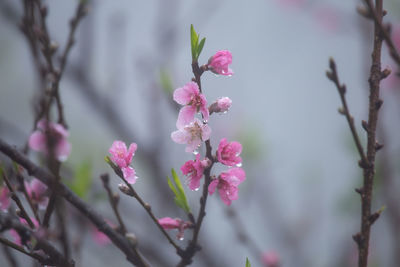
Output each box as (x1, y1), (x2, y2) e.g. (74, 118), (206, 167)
(0, 186), (10, 211)
(209, 97), (232, 114)
(158, 217), (192, 240)
(207, 50), (233, 76)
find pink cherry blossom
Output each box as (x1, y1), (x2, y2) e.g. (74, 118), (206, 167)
(25, 178), (48, 210)
(208, 167), (246, 206)
(158, 217), (191, 240)
(181, 154), (209, 190)
(262, 251), (280, 267)
(28, 119), (71, 161)
(173, 82), (209, 128)
(0, 186), (10, 211)
(109, 141), (138, 184)
(217, 138), (242, 166)
(171, 118), (211, 153)
(207, 50), (233, 76)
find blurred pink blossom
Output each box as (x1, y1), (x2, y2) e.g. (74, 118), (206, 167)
(262, 251), (280, 267)
(181, 154), (208, 191)
(0, 186), (10, 211)
(158, 217), (191, 240)
(109, 141), (138, 184)
(28, 119), (71, 161)
(171, 118), (211, 153)
(25, 178), (48, 210)
(313, 6), (339, 33)
(208, 50), (233, 76)
(217, 138), (242, 166)
(208, 167), (246, 206)
(173, 82), (209, 128)
(10, 217), (39, 246)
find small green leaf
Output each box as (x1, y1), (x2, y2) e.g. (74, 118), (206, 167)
(67, 161), (93, 199)
(190, 24), (199, 61)
(245, 257), (251, 267)
(167, 168), (191, 213)
(196, 37), (206, 59)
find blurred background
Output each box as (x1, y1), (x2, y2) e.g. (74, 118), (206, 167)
(1, 0), (400, 266)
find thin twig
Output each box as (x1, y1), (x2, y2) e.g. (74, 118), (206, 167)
(326, 58), (368, 166)
(101, 173), (127, 234)
(0, 138), (150, 267)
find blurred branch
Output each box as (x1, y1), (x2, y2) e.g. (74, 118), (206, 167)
(2, 242), (19, 267)
(0, 138), (150, 267)
(0, 212), (74, 267)
(225, 208), (262, 262)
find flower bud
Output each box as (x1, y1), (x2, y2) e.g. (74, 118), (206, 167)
(118, 183), (134, 196)
(125, 232), (138, 247)
(209, 97), (232, 114)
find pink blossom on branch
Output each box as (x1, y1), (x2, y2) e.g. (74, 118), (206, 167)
(28, 119), (71, 162)
(109, 141), (138, 184)
(25, 178), (49, 210)
(158, 217), (191, 240)
(0, 186), (10, 211)
(171, 118), (211, 153)
(207, 50), (233, 76)
(208, 167), (246, 206)
(173, 82), (209, 128)
(217, 138), (242, 166)
(181, 154), (209, 191)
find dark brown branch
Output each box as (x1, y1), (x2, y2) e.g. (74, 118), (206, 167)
(356, 1), (384, 267)
(176, 61), (214, 267)
(0, 212), (74, 267)
(0, 138), (150, 267)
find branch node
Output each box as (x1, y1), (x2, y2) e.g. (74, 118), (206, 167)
(380, 68), (391, 80)
(338, 107), (346, 115)
(375, 141), (384, 151)
(361, 120), (369, 132)
(352, 232), (363, 247)
(375, 99), (383, 110)
(355, 187), (364, 195)
(358, 159), (370, 169)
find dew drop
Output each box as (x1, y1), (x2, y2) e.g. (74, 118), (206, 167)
(236, 163), (242, 167)
(193, 150), (199, 155)
(227, 74), (232, 77)
(203, 120), (208, 124)
(178, 236), (184, 241)
(194, 187), (200, 192)
(222, 111), (228, 114)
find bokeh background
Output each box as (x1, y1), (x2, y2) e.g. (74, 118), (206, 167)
(1, 0), (400, 266)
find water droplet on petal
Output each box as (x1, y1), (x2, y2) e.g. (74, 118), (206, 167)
(194, 187), (200, 192)
(203, 120), (208, 124)
(135, 176), (139, 180)
(193, 150), (199, 155)
(178, 236), (184, 241)
(227, 74), (232, 77)
(236, 162), (242, 167)
(222, 111), (228, 114)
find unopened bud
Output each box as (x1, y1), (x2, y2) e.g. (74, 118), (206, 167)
(118, 183), (134, 196)
(49, 41), (59, 54)
(209, 97), (232, 114)
(125, 233), (138, 247)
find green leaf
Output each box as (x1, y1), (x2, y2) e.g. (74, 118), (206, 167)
(245, 257), (251, 267)
(67, 161), (93, 199)
(196, 37), (206, 59)
(167, 168), (191, 213)
(159, 69), (174, 94)
(190, 24), (199, 61)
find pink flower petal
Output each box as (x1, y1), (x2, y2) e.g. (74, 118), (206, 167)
(55, 139), (71, 162)
(28, 131), (47, 152)
(173, 82), (199, 105)
(122, 167), (136, 184)
(208, 179), (219, 195)
(176, 106), (196, 129)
